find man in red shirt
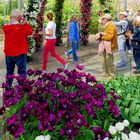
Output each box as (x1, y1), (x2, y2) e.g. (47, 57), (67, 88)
(2, 9), (33, 87)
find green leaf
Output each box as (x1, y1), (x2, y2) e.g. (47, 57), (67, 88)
(116, 100), (121, 106)
(0, 117), (4, 124)
(120, 107), (128, 120)
(84, 130), (95, 140)
(130, 116), (140, 123)
(129, 102), (136, 116)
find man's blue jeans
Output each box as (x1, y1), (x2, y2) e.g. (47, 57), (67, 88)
(117, 39), (126, 66)
(133, 49), (140, 71)
(67, 41), (79, 61)
(5, 54), (27, 87)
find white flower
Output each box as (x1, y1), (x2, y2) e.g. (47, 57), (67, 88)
(139, 128), (140, 133)
(109, 125), (117, 135)
(129, 131), (140, 140)
(35, 135), (44, 140)
(115, 122), (124, 132)
(24, 3), (28, 8)
(45, 134), (51, 140)
(33, 4), (39, 9)
(103, 137), (109, 140)
(123, 120), (129, 127)
(121, 132), (130, 140)
(35, 134), (51, 140)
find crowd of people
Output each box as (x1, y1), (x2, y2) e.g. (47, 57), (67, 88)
(96, 10), (140, 76)
(2, 9), (140, 88)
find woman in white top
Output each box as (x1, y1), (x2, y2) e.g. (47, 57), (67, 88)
(41, 12), (68, 70)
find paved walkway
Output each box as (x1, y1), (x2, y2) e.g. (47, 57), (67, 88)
(0, 35), (137, 107)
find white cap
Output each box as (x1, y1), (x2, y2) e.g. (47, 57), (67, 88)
(11, 9), (23, 17)
(101, 14), (112, 20)
(136, 16), (140, 21)
(119, 11), (128, 17)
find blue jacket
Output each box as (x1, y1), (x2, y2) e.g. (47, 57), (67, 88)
(69, 21), (80, 41)
(131, 26), (140, 49)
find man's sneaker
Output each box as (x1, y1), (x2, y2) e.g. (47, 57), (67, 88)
(74, 60), (83, 64)
(116, 62), (126, 68)
(65, 52), (70, 59)
(116, 63), (126, 68)
(63, 63), (69, 70)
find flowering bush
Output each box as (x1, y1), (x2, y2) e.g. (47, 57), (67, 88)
(1, 68), (120, 140)
(23, 0), (46, 60)
(80, 0), (92, 46)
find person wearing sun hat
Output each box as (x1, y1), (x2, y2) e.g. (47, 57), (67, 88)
(96, 13), (117, 77)
(114, 11), (128, 68)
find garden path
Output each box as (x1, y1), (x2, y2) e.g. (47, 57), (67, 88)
(0, 35), (137, 107)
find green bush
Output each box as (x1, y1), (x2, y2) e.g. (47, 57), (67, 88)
(103, 76), (140, 128)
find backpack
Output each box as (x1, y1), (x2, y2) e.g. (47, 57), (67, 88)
(124, 19), (134, 37)
(118, 19), (134, 37)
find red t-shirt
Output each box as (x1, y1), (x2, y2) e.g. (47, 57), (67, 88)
(2, 22), (33, 56)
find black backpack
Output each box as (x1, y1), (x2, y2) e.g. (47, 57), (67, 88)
(125, 19), (134, 34)
(118, 19), (134, 37)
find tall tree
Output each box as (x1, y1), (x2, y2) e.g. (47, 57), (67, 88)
(54, 0), (65, 46)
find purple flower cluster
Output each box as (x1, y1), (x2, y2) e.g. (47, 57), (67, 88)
(2, 69), (120, 139)
(93, 126), (110, 140)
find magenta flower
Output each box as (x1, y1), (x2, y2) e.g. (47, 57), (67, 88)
(0, 107), (6, 116)
(6, 115), (24, 138)
(27, 69), (35, 76)
(39, 113), (59, 131)
(75, 64), (85, 70)
(92, 126), (110, 140)
(60, 122), (79, 140)
(110, 91), (120, 99)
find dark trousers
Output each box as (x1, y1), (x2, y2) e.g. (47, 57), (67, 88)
(133, 49), (140, 71)
(125, 39), (131, 51)
(5, 54), (27, 87)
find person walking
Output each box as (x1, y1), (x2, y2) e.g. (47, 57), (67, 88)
(40, 12), (68, 71)
(114, 12), (128, 68)
(64, 17), (74, 48)
(97, 14), (117, 77)
(65, 15), (80, 64)
(2, 9), (33, 88)
(130, 16), (140, 74)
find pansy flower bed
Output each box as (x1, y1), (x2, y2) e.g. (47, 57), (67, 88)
(1, 68), (120, 140)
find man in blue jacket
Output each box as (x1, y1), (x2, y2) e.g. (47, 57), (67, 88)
(130, 16), (140, 74)
(65, 16), (80, 63)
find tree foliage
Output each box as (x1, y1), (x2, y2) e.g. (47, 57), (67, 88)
(54, 0), (65, 46)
